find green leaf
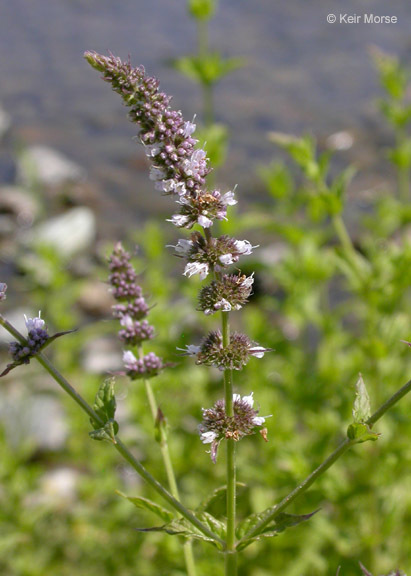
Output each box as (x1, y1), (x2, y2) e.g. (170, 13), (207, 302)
(92, 378), (117, 426)
(117, 492), (175, 523)
(347, 422), (380, 444)
(136, 512), (226, 550)
(89, 379), (119, 442)
(353, 374), (371, 423)
(89, 419), (119, 443)
(173, 54), (243, 86)
(188, 0), (217, 20)
(197, 482), (247, 513)
(236, 510), (318, 550)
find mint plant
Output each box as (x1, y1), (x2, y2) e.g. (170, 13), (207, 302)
(0, 53), (410, 576)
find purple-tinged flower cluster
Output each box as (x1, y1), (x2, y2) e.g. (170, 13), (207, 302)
(169, 233), (257, 280)
(123, 350), (163, 380)
(198, 273), (254, 315)
(85, 51), (240, 232)
(9, 313), (49, 364)
(199, 393), (269, 462)
(108, 243), (164, 380)
(180, 331), (269, 371)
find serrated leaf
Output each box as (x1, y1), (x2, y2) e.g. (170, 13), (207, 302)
(197, 482), (247, 513)
(91, 378), (117, 427)
(236, 510), (318, 550)
(347, 422), (380, 444)
(117, 492), (175, 523)
(353, 374), (371, 423)
(89, 419), (119, 443)
(136, 513), (226, 550)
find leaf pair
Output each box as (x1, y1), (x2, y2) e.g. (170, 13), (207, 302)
(89, 378), (119, 443)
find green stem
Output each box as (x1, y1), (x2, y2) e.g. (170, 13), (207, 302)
(332, 214), (366, 284)
(396, 127), (410, 203)
(238, 377), (411, 546)
(138, 348), (196, 576)
(0, 315), (224, 548)
(222, 311), (238, 573)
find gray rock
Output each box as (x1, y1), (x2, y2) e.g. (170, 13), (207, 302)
(18, 145), (86, 188)
(0, 105), (11, 140)
(22, 207), (96, 258)
(82, 336), (121, 374)
(0, 389), (67, 452)
(0, 186), (40, 229)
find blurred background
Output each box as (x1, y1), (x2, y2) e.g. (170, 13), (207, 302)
(0, 1), (410, 576)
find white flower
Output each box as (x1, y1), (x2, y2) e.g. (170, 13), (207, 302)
(214, 298), (232, 312)
(123, 350), (137, 368)
(24, 312), (45, 331)
(178, 344), (201, 356)
(252, 416), (266, 426)
(167, 214), (191, 227)
(242, 392), (255, 407)
(249, 346), (267, 359)
(120, 315), (134, 329)
(221, 190), (237, 206)
(182, 149), (207, 177)
(183, 262), (209, 279)
(200, 430), (217, 444)
(183, 118), (197, 138)
(233, 239), (257, 255)
(168, 239), (193, 256)
(219, 253), (235, 266)
(197, 214), (213, 228)
(240, 273), (255, 289)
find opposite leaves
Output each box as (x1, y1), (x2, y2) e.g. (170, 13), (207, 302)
(89, 378), (119, 443)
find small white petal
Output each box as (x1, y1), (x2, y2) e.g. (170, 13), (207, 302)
(184, 262), (209, 279)
(167, 214), (191, 227)
(250, 346), (266, 359)
(24, 312), (45, 331)
(221, 190), (237, 206)
(242, 393), (254, 408)
(177, 344), (201, 356)
(123, 350), (137, 364)
(252, 416), (266, 426)
(120, 315), (134, 329)
(232, 393), (241, 403)
(219, 253), (235, 265)
(198, 214), (213, 228)
(214, 298), (232, 312)
(201, 431), (217, 444)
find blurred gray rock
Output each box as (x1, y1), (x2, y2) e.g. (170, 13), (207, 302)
(0, 390), (67, 451)
(23, 207), (96, 258)
(0, 307), (29, 344)
(18, 145), (86, 188)
(82, 336), (121, 374)
(0, 186), (40, 231)
(77, 280), (114, 317)
(0, 105), (11, 140)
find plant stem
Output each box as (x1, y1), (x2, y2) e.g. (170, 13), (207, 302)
(222, 311), (238, 574)
(138, 347), (196, 576)
(238, 377), (411, 546)
(332, 214), (366, 285)
(0, 315), (225, 548)
(396, 127), (410, 203)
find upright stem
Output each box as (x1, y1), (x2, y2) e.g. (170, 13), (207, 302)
(222, 311), (238, 574)
(396, 127), (410, 203)
(138, 347), (196, 576)
(238, 377), (411, 546)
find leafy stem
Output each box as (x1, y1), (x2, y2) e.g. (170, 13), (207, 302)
(0, 314), (225, 548)
(237, 377), (411, 547)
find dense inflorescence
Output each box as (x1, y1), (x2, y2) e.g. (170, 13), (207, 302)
(108, 243), (164, 380)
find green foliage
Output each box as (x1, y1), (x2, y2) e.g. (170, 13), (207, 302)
(89, 379), (119, 443)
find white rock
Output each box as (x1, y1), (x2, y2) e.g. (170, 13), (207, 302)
(23, 207), (96, 258)
(19, 145), (86, 187)
(82, 336), (122, 374)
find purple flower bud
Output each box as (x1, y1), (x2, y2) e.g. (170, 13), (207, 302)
(198, 273), (254, 315)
